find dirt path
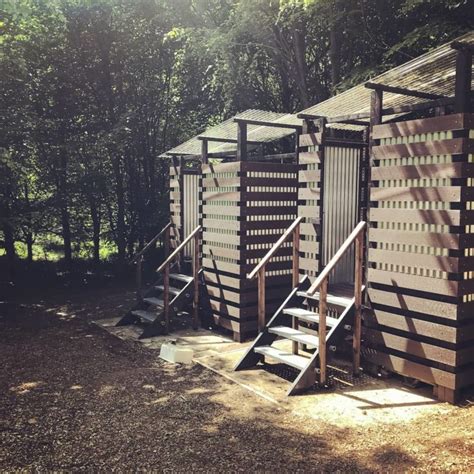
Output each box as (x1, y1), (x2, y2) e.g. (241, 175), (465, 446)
(1, 287), (473, 472)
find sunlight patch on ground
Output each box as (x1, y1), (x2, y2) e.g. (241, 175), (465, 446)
(10, 381), (43, 394)
(70, 384), (83, 390)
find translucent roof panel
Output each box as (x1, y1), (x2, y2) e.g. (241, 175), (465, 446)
(161, 32), (474, 157)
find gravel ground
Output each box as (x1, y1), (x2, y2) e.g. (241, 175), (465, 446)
(1, 286), (473, 472)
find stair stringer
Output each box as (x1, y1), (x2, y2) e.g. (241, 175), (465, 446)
(139, 277), (195, 339)
(234, 276), (311, 371)
(287, 295), (356, 396)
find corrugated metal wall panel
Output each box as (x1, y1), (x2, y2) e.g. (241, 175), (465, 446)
(183, 174), (200, 257)
(323, 146), (360, 284)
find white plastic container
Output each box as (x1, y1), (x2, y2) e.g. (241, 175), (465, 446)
(159, 341), (193, 364)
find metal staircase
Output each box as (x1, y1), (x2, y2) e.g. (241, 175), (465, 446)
(235, 220), (366, 395)
(116, 223), (201, 339)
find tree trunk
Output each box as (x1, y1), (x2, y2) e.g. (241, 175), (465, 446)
(90, 200), (101, 266)
(112, 155), (126, 263)
(58, 146), (72, 266)
(2, 215), (16, 282)
(329, 26), (341, 91)
(26, 232), (33, 265)
(292, 25), (310, 108)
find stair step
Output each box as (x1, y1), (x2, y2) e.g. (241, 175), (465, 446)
(131, 310), (157, 323)
(143, 297), (164, 307)
(154, 285), (181, 296)
(269, 326), (319, 347)
(170, 273), (193, 283)
(283, 308), (339, 327)
(254, 346), (308, 371)
(297, 291), (352, 308)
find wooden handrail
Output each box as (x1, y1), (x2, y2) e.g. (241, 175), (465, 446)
(247, 216), (303, 338)
(248, 216), (304, 280)
(156, 225), (201, 273)
(156, 225), (202, 334)
(307, 221), (366, 295)
(131, 222), (172, 264)
(306, 220), (366, 385)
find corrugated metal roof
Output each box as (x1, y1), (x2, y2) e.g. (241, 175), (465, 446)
(161, 31), (474, 157)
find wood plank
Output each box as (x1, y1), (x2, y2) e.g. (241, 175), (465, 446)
(212, 314), (257, 334)
(300, 222), (320, 235)
(201, 205), (241, 217)
(365, 308), (474, 344)
(203, 258), (241, 276)
(299, 239), (319, 254)
(298, 187), (321, 200)
(299, 169), (321, 183)
(368, 228), (462, 249)
(368, 268), (460, 297)
(363, 350), (456, 389)
(372, 113), (474, 139)
(203, 232), (240, 246)
(369, 208), (474, 226)
(367, 287), (459, 320)
(243, 192), (298, 201)
(370, 186), (474, 203)
(202, 161), (241, 175)
(242, 207), (297, 217)
(368, 248), (461, 273)
(299, 206), (319, 219)
(241, 162), (299, 173)
(364, 327), (474, 367)
(202, 245), (240, 260)
(202, 218), (241, 231)
(371, 162), (474, 181)
(372, 138), (474, 160)
(299, 151), (321, 164)
(202, 177), (241, 187)
(202, 190), (241, 201)
(242, 177), (298, 187)
(299, 132), (323, 147)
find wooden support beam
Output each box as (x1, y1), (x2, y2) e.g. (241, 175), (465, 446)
(365, 81), (448, 100)
(454, 48), (472, 113)
(451, 40), (474, 53)
(234, 117), (302, 131)
(318, 277), (328, 385)
(353, 232), (363, 376)
(257, 267), (266, 331)
(237, 121), (248, 161)
(201, 138), (208, 164)
(192, 231), (200, 330)
(297, 113), (324, 120)
(198, 135), (260, 145)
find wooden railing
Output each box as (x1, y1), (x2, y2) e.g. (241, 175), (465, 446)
(131, 222), (172, 302)
(248, 216), (303, 337)
(157, 225), (201, 333)
(307, 220), (366, 384)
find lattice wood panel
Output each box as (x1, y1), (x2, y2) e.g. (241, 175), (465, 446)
(169, 161), (181, 249)
(365, 113), (474, 399)
(201, 161), (298, 341)
(298, 132), (322, 280)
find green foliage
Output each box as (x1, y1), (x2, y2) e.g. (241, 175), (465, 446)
(0, 0), (471, 272)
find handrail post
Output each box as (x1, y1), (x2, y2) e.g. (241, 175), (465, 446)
(292, 223), (300, 354)
(353, 231), (363, 376)
(192, 230), (200, 330)
(257, 267), (266, 332)
(319, 277), (328, 385)
(136, 256), (143, 302)
(164, 226), (170, 334)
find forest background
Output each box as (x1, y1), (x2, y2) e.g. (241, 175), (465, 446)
(1, 0), (473, 284)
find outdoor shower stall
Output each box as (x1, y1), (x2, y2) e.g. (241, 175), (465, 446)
(160, 34), (474, 402)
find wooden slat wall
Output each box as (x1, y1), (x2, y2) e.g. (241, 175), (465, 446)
(201, 161), (298, 341)
(169, 161), (181, 249)
(365, 113), (474, 397)
(298, 137), (322, 280)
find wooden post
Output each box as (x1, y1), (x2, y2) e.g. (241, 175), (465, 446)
(237, 121), (248, 161)
(136, 256), (143, 302)
(164, 262), (170, 334)
(201, 138), (208, 164)
(192, 231), (200, 330)
(454, 48), (472, 114)
(178, 156), (185, 270)
(318, 277), (328, 385)
(163, 226), (170, 334)
(317, 117), (327, 273)
(353, 231), (363, 375)
(292, 224), (300, 354)
(257, 267), (266, 332)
